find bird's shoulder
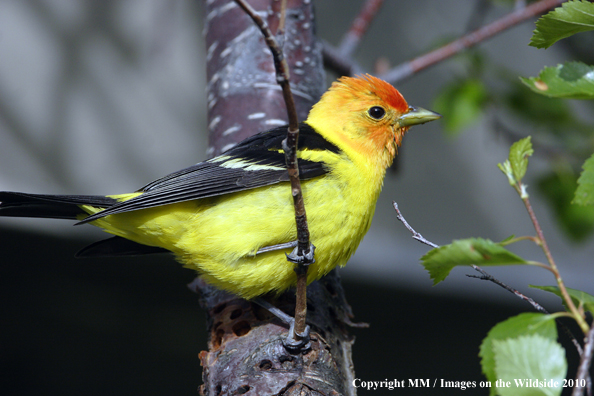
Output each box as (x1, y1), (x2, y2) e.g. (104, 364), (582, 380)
(139, 122), (340, 193)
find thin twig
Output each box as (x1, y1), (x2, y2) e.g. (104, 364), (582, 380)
(468, 265), (549, 312)
(338, 0), (384, 57)
(468, 264), (585, 357)
(464, 0), (493, 33)
(394, 200), (586, 358)
(520, 192), (589, 334)
(322, 40), (363, 76)
(392, 201), (439, 248)
(573, 323), (594, 396)
(277, 0), (287, 37)
(233, 0), (313, 348)
(380, 0), (564, 84)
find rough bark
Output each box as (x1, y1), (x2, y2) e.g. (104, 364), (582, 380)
(194, 1), (360, 395)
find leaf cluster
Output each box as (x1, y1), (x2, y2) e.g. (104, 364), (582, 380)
(432, 0), (594, 242)
(421, 135), (594, 395)
(401, 2), (594, 394)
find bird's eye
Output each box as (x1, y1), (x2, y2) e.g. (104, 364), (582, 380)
(368, 106), (386, 120)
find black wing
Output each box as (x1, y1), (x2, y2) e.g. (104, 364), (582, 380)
(78, 123), (340, 224)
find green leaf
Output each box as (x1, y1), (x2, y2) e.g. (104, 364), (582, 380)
(537, 171), (594, 242)
(421, 238), (527, 285)
(479, 313), (558, 396)
(494, 335), (567, 396)
(521, 62), (594, 100)
(530, 285), (594, 315)
(530, 0), (594, 49)
(574, 152), (594, 206)
(509, 136), (534, 183)
(432, 79), (488, 135)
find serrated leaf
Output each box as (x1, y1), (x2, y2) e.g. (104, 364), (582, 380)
(574, 152), (594, 206)
(494, 335), (566, 396)
(521, 62), (594, 100)
(537, 171), (594, 242)
(433, 79), (488, 135)
(530, 285), (594, 315)
(530, 0), (594, 49)
(479, 313), (558, 396)
(421, 238), (527, 285)
(509, 137), (534, 183)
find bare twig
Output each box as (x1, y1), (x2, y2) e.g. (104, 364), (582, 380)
(234, 0), (313, 349)
(468, 265), (549, 312)
(573, 323), (594, 396)
(277, 0), (287, 37)
(465, 0), (492, 33)
(323, 0), (383, 75)
(338, 0), (384, 57)
(322, 39), (363, 76)
(468, 264), (585, 358)
(394, 200), (587, 360)
(395, 201), (547, 316)
(392, 201), (439, 248)
(380, 0), (564, 84)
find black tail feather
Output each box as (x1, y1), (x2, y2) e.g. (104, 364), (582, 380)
(76, 236), (170, 257)
(0, 192), (117, 220)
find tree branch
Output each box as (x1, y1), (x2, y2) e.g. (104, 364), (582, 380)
(198, 1), (356, 394)
(394, 201), (587, 361)
(393, 201), (439, 248)
(468, 265), (549, 311)
(573, 323), (594, 396)
(520, 193), (589, 331)
(234, 0), (313, 349)
(322, 39), (362, 77)
(337, 0), (384, 57)
(380, 0), (564, 84)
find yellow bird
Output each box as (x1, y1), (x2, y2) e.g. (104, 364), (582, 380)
(0, 75), (440, 299)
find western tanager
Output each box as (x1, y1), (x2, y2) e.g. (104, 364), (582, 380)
(0, 75), (440, 299)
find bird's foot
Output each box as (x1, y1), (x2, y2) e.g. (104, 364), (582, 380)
(283, 319), (311, 353)
(285, 243), (315, 266)
(253, 297), (311, 354)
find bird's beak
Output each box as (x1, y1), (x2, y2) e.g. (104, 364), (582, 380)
(397, 106), (442, 128)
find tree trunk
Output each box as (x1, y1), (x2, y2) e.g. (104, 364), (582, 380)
(193, 1), (360, 394)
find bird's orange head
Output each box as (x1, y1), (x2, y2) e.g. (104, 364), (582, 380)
(305, 74), (440, 170)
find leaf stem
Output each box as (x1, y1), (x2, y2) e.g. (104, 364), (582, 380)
(525, 260), (555, 271)
(499, 235), (539, 246)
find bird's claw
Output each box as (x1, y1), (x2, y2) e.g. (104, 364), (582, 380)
(283, 320), (311, 353)
(285, 243), (315, 266)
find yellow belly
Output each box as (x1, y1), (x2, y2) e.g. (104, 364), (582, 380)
(81, 157), (382, 299)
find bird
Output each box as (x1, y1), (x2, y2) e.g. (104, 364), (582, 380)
(0, 74), (440, 300)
